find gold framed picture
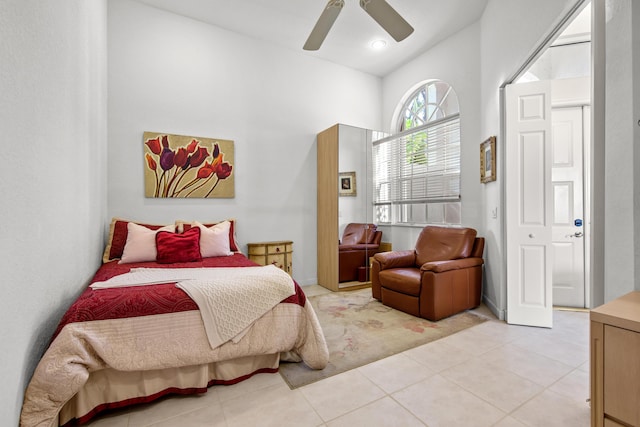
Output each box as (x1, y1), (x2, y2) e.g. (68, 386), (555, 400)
(143, 131), (234, 198)
(480, 136), (496, 184)
(339, 171), (356, 196)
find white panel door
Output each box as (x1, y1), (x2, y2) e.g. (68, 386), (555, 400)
(506, 81), (553, 328)
(551, 107), (585, 307)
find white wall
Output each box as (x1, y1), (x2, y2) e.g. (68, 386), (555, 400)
(107, 0), (382, 286)
(0, 1), (107, 424)
(604, 0), (635, 300)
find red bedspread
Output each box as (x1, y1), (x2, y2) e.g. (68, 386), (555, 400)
(21, 253), (327, 427)
(54, 254), (306, 339)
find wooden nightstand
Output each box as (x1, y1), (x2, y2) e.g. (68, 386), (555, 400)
(247, 241), (293, 276)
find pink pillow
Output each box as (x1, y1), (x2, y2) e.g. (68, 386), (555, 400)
(103, 218), (171, 263)
(156, 227), (202, 264)
(195, 221), (233, 258)
(177, 219), (239, 252)
(119, 223), (174, 264)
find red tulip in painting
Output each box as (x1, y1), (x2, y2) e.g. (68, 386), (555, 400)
(143, 133), (234, 198)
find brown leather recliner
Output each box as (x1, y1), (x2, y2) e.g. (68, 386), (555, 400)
(371, 226), (484, 321)
(339, 223), (382, 282)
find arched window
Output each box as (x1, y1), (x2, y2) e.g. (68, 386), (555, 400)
(373, 80), (461, 225)
(399, 80), (460, 131)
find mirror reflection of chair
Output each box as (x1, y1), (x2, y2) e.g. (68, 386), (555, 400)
(371, 226), (484, 321)
(338, 223), (382, 283)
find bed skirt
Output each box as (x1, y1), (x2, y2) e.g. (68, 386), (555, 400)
(59, 353), (280, 426)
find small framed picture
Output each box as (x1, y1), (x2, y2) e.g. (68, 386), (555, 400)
(339, 171), (356, 196)
(480, 136), (497, 184)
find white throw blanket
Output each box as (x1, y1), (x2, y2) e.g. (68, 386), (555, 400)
(90, 266), (296, 349)
(176, 266), (295, 349)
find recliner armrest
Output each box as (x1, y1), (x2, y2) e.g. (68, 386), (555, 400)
(374, 250), (415, 270)
(420, 257), (484, 273)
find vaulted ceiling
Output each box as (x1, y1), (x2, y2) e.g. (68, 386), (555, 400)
(135, 0), (489, 77)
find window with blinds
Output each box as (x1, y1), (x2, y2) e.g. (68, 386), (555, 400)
(374, 80), (461, 225)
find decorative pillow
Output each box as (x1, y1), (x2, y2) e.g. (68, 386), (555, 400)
(103, 218), (173, 263)
(176, 219), (239, 252)
(118, 223), (174, 264)
(156, 227), (202, 264)
(194, 220), (233, 258)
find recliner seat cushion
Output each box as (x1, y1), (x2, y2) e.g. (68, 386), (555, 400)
(379, 268), (421, 296)
(415, 226), (477, 266)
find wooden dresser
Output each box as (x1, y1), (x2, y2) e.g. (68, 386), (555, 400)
(590, 291), (640, 427)
(247, 240), (293, 276)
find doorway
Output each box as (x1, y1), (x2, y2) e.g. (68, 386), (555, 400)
(551, 105), (590, 308)
(504, 1), (592, 326)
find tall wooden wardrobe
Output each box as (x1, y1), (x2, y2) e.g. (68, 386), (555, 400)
(316, 123), (379, 291)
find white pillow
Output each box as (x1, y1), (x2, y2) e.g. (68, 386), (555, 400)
(196, 220), (233, 257)
(119, 223), (174, 264)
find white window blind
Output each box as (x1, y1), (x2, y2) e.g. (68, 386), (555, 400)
(373, 114), (460, 206)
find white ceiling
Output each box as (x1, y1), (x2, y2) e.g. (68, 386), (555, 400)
(134, 0), (489, 77)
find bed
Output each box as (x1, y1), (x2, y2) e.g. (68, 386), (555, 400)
(20, 218), (329, 427)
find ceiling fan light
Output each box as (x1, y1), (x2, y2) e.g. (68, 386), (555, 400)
(370, 39), (387, 49)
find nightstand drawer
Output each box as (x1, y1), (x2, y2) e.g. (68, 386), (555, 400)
(248, 245), (266, 256)
(246, 240), (293, 276)
(267, 243), (291, 254)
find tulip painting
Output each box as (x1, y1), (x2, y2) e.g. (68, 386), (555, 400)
(143, 132), (234, 198)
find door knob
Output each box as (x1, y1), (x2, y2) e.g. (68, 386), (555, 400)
(565, 232), (583, 238)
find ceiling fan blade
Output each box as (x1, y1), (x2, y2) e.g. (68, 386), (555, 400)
(359, 0), (414, 42)
(303, 0), (344, 51)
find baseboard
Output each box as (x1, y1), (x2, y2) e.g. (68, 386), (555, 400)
(482, 295), (505, 321)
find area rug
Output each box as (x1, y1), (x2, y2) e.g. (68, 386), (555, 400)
(279, 288), (488, 389)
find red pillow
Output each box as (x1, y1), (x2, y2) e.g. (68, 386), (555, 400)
(156, 227), (202, 264)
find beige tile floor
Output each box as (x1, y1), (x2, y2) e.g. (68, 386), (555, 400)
(86, 285), (591, 427)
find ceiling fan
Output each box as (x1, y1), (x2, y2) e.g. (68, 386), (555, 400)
(303, 0), (414, 51)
